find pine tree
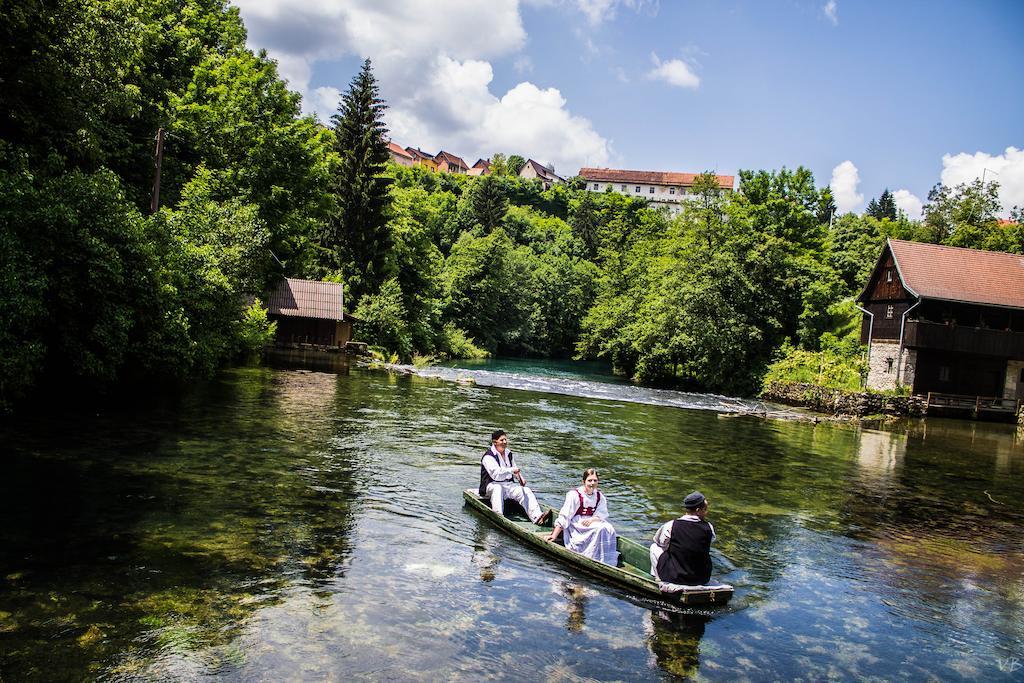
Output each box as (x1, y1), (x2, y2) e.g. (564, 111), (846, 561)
(470, 173), (508, 232)
(569, 191), (600, 259)
(877, 189), (897, 220)
(865, 197), (881, 219)
(325, 58), (393, 305)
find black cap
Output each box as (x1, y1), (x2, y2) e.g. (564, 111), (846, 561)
(683, 491), (706, 509)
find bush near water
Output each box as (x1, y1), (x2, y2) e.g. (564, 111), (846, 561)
(2, 0), (1022, 413)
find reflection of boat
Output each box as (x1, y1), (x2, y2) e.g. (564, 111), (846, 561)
(463, 489), (734, 605)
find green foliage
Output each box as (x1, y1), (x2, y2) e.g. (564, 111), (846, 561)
(467, 174), (509, 232)
(353, 278), (412, 359)
(921, 178), (1001, 245)
(762, 345), (865, 392)
(236, 298), (277, 357)
(506, 154), (526, 175)
(438, 324), (489, 360)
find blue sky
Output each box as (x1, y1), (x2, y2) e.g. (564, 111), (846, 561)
(234, 0), (1024, 217)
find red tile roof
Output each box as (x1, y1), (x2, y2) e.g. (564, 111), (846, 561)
(267, 278), (345, 320)
(406, 147), (435, 161)
(435, 150), (468, 170)
(579, 167), (734, 190)
(471, 158), (491, 170)
(888, 239), (1024, 309)
(387, 141), (413, 159)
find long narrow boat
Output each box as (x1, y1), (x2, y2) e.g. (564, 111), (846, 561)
(463, 489), (734, 605)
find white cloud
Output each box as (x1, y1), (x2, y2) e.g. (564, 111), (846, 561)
(386, 56), (610, 172)
(611, 66), (630, 83)
(823, 0), (838, 26)
(573, 0), (657, 25)
(939, 146), (1024, 217)
(513, 55), (534, 75)
(830, 160), (863, 213)
(892, 189), (923, 220)
(232, 0), (611, 173)
(647, 53), (700, 89)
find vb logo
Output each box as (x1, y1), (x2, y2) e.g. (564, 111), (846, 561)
(997, 656), (1021, 673)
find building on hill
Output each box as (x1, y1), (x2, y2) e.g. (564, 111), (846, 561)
(387, 140), (414, 167)
(519, 159), (563, 189)
(578, 167), (735, 215)
(434, 150), (469, 174)
(267, 278), (354, 348)
(857, 239), (1024, 409)
(467, 158), (491, 176)
(406, 147), (437, 171)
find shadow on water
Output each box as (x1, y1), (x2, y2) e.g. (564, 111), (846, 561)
(0, 368), (361, 681)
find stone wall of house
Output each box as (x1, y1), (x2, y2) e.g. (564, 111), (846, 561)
(865, 340), (908, 392)
(762, 382), (928, 417)
(1004, 360), (1024, 400)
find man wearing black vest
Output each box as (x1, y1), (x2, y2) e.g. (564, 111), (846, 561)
(649, 491), (716, 587)
(479, 429), (550, 525)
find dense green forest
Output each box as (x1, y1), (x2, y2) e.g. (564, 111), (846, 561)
(1, 0), (1021, 412)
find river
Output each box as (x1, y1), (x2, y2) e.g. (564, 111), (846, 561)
(1, 358), (1022, 681)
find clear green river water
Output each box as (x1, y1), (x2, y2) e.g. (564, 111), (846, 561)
(1, 358), (1023, 681)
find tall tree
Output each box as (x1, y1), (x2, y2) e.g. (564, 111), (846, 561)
(326, 58), (393, 304)
(506, 154), (526, 176)
(569, 191), (600, 259)
(866, 189), (896, 220)
(469, 173), (508, 232)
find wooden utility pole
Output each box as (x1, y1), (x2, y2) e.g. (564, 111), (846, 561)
(150, 127), (165, 214)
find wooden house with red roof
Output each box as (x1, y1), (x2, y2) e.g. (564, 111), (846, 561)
(857, 239), (1024, 408)
(579, 167), (734, 215)
(267, 278), (354, 347)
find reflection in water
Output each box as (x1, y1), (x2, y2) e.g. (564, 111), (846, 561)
(1, 365), (1023, 680)
(646, 608), (709, 679)
(561, 582), (589, 632)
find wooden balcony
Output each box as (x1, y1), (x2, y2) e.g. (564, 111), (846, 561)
(903, 320), (1024, 358)
(927, 392), (1022, 420)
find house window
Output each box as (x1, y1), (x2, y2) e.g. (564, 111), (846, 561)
(939, 366), (950, 382)
(886, 269), (893, 282)
(886, 358), (894, 373)
(635, 186), (641, 193)
(886, 305), (894, 319)
(592, 183), (599, 190)
(669, 187), (676, 195)
(621, 184), (627, 191)
(649, 187), (655, 194)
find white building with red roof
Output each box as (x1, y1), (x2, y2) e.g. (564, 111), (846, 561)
(579, 167), (735, 215)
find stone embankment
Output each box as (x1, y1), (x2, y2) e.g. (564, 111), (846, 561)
(762, 382), (928, 418)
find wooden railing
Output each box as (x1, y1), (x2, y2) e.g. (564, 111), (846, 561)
(927, 392), (1022, 416)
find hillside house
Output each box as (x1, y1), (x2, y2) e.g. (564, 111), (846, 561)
(857, 239), (1024, 407)
(387, 141), (414, 167)
(406, 147), (438, 171)
(267, 278), (354, 348)
(434, 150), (469, 174)
(467, 159), (491, 176)
(579, 167), (735, 215)
(519, 159), (563, 189)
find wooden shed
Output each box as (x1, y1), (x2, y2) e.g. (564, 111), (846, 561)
(267, 278), (354, 347)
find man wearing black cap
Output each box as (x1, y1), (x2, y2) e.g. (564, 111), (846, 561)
(649, 491), (716, 587)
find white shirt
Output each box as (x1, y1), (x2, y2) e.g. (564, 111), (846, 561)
(652, 513), (716, 548)
(482, 445), (517, 483)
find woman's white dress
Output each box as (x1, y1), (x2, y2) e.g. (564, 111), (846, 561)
(555, 487), (618, 566)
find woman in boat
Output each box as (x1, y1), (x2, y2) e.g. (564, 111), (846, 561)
(545, 468), (618, 566)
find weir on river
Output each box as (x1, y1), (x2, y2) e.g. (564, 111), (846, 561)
(1, 357), (1022, 680)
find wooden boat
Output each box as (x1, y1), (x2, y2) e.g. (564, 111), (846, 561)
(463, 489), (734, 605)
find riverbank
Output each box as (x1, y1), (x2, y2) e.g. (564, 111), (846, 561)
(762, 381), (928, 418)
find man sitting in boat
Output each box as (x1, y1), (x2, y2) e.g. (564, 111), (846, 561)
(545, 468), (618, 566)
(479, 430), (550, 525)
(649, 491), (722, 590)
